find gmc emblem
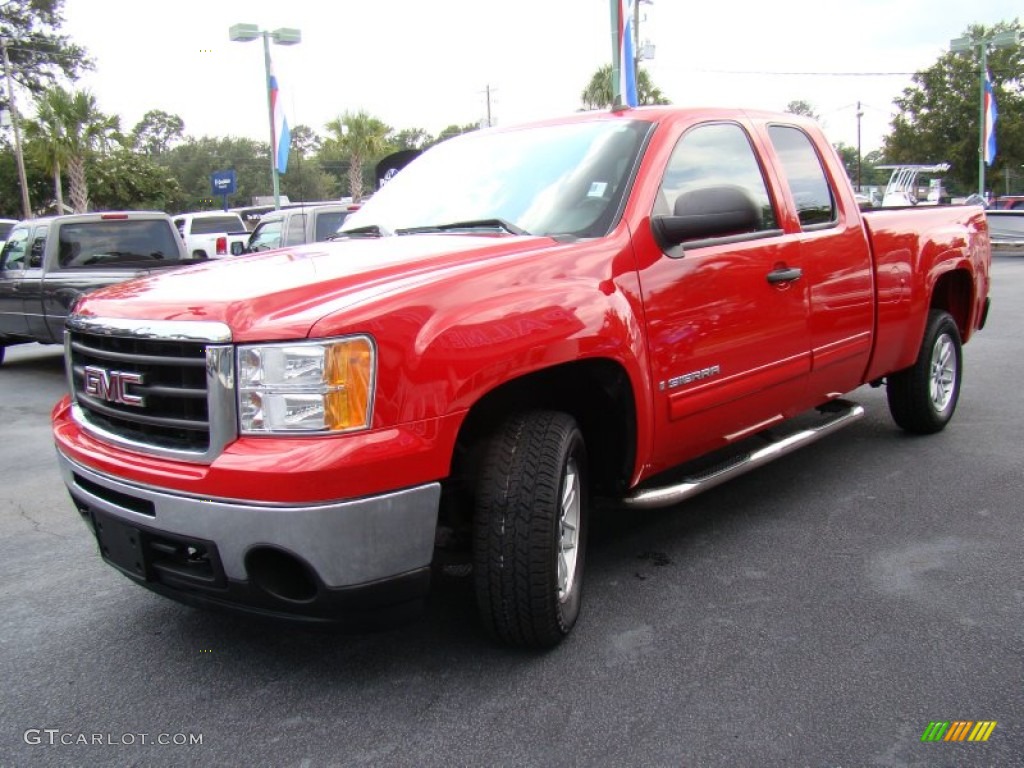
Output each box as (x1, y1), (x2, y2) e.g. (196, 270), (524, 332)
(83, 365), (145, 407)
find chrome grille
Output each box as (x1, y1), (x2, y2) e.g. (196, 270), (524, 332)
(66, 317), (236, 463)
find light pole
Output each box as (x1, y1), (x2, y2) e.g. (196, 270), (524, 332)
(950, 29), (1020, 198)
(229, 23), (301, 210)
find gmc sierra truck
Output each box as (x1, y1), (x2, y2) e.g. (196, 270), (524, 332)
(52, 108), (991, 647)
(0, 211), (191, 365)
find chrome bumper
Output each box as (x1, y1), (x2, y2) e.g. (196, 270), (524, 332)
(58, 452), (440, 588)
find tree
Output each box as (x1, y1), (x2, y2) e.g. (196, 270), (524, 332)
(0, 137), (50, 217)
(87, 148), (183, 211)
(289, 124), (322, 158)
(391, 127), (432, 151)
(23, 86), (72, 213)
(580, 64), (670, 110)
(23, 86), (119, 213)
(161, 135), (269, 212)
(833, 142), (858, 181)
(785, 100), (820, 121)
(131, 110), (185, 156)
(323, 111), (391, 202)
(0, 0), (91, 102)
(884, 21), (1024, 195)
(430, 123), (479, 147)
(279, 154), (337, 202)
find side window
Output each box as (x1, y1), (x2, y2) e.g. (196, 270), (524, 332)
(248, 220), (283, 252)
(315, 211), (346, 241)
(657, 122), (778, 232)
(0, 227), (29, 271)
(28, 226), (48, 268)
(284, 213), (308, 246)
(768, 125), (837, 228)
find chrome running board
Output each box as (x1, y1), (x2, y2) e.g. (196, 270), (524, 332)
(622, 401), (865, 510)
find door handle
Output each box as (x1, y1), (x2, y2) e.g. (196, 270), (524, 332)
(767, 267), (802, 284)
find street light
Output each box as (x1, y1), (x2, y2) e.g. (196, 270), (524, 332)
(229, 23), (302, 210)
(950, 29), (1021, 198)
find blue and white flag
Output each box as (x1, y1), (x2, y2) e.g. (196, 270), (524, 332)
(984, 69), (997, 167)
(269, 57), (290, 173)
(618, 0), (638, 107)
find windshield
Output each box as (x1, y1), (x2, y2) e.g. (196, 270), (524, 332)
(340, 119), (652, 239)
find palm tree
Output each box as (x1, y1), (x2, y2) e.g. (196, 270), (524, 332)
(324, 111), (391, 203)
(580, 64), (670, 110)
(24, 87), (72, 213)
(24, 87), (120, 213)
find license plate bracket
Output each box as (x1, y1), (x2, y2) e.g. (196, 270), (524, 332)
(91, 510), (148, 581)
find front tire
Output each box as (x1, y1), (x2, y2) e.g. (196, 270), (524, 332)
(473, 411), (588, 648)
(886, 309), (962, 434)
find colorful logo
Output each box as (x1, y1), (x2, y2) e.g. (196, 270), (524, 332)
(921, 721), (997, 742)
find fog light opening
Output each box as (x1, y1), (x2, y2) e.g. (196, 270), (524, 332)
(245, 547), (318, 603)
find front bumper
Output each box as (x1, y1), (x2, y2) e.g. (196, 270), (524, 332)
(59, 452), (441, 625)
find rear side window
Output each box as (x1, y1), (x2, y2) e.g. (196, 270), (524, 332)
(768, 125), (837, 228)
(189, 216), (246, 235)
(658, 122), (778, 231)
(57, 220), (183, 268)
(284, 213), (308, 246)
(315, 211), (348, 241)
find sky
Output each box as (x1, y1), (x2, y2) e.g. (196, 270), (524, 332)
(56, 0), (1022, 155)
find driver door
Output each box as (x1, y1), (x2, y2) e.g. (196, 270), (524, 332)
(637, 120), (811, 469)
(0, 225), (31, 338)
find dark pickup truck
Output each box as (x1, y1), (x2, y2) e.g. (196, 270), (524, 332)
(0, 211), (192, 365)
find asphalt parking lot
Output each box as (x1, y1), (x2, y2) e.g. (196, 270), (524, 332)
(1, 253), (1022, 768)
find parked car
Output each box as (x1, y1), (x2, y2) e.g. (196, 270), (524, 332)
(246, 203), (361, 252)
(991, 195), (1024, 211)
(53, 107), (990, 647)
(172, 211), (249, 259)
(985, 210), (1024, 250)
(0, 211), (192, 364)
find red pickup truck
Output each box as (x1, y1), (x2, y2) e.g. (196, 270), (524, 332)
(52, 108), (991, 647)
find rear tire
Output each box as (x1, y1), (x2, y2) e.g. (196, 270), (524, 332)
(886, 309), (962, 434)
(472, 411), (588, 648)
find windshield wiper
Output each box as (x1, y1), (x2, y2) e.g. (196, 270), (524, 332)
(332, 224), (391, 239)
(395, 218), (530, 236)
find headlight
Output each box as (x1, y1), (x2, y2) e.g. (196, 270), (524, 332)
(237, 336), (376, 434)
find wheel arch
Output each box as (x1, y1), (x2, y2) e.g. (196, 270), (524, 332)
(929, 266), (975, 342)
(451, 358), (637, 500)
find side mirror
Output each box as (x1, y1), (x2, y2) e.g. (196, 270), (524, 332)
(652, 185), (762, 251)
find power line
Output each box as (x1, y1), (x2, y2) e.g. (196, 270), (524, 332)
(694, 68), (920, 77)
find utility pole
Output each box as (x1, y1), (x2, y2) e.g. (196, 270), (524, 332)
(479, 84), (496, 127)
(1, 37), (32, 218)
(856, 101), (863, 193)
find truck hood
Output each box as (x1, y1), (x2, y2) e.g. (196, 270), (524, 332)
(75, 234), (556, 340)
